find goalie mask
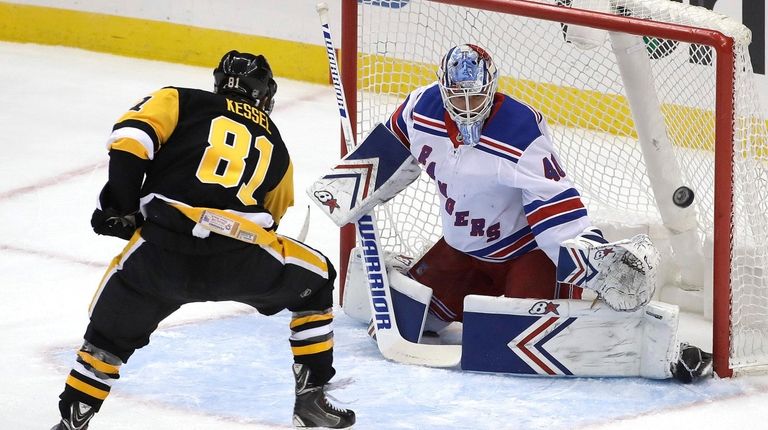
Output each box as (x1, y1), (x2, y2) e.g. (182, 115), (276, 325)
(437, 44), (499, 145)
(214, 50), (278, 114)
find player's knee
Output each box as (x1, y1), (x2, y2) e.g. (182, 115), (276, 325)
(327, 259), (337, 284)
(311, 259), (337, 308)
(293, 277), (335, 313)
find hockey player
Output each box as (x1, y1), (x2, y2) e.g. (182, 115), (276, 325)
(382, 44), (712, 382)
(50, 51), (354, 429)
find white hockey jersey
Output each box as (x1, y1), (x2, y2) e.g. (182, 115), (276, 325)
(385, 83), (593, 263)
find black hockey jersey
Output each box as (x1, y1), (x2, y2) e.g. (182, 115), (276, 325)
(105, 87), (293, 239)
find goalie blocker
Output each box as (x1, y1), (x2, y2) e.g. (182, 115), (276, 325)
(307, 123), (421, 226)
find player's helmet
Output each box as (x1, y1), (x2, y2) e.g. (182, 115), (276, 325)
(214, 50), (278, 114)
(437, 44), (499, 145)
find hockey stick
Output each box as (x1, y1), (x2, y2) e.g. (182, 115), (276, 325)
(316, 2), (460, 367)
(297, 205), (311, 242)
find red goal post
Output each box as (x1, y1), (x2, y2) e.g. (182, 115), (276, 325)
(339, 0), (768, 378)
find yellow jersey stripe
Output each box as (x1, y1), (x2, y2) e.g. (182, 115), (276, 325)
(280, 236), (328, 273)
(290, 313), (333, 329)
(89, 231), (144, 314)
(291, 339), (334, 356)
(169, 203), (328, 276)
(109, 137), (150, 159)
(66, 375), (110, 400)
(116, 88), (180, 146)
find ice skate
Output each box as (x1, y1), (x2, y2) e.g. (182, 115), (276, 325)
(292, 363), (355, 429)
(50, 401), (95, 430)
(672, 343), (713, 383)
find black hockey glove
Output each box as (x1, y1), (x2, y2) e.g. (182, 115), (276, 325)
(92, 182), (143, 240)
(91, 208), (144, 240)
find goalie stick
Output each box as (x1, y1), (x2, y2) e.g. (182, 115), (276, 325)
(316, 2), (460, 367)
(298, 205), (311, 242)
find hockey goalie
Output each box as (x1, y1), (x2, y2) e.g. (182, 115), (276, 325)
(309, 44), (712, 383)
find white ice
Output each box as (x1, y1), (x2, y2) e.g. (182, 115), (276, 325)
(2, 42), (768, 430)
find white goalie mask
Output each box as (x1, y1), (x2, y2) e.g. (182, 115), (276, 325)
(437, 44), (499, 145)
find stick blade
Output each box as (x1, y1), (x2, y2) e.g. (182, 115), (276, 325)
(377, 335), (462, 368)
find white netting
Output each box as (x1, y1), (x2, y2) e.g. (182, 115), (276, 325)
(353, 0), (768, 370)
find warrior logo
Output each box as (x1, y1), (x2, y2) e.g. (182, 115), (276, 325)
(313, 190), (340, 213)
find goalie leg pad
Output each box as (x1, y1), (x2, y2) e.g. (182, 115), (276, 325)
(387, 270), (432, 343)
(342, 247), (373, 325)
(461, 295), (678, 378)
(342, 247), (432, 343)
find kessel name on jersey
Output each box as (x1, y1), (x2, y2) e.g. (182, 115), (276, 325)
(225, 98), (272, 133)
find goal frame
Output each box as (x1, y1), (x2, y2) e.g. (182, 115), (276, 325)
(339, 0), (736, 377)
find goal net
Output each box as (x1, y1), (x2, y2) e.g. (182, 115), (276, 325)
(341, 0), (768, 376)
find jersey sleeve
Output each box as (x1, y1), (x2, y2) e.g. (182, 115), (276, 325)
(385, 91), (422, 147)
(513, 120), (593, 263)
(385, 99), (409, 146)
(101, 88), (181, 214)
(107, 87), (181, 160)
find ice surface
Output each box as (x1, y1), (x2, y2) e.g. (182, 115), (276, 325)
(2, 42), (768, 429)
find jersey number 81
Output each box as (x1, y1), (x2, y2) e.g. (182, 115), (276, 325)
(196, 115), (274, 206)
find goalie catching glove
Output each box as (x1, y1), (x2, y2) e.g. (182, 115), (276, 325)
(557, 227), (660, 312)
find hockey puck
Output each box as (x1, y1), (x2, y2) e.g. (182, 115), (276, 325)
(673, 186), (695, 208)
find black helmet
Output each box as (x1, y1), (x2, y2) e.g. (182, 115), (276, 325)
(213, 50), (277, 113)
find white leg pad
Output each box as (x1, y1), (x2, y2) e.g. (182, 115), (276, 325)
(461, 295), (678, 378)
(341, 247), (373, 325)
(386, 269), (432, 343)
